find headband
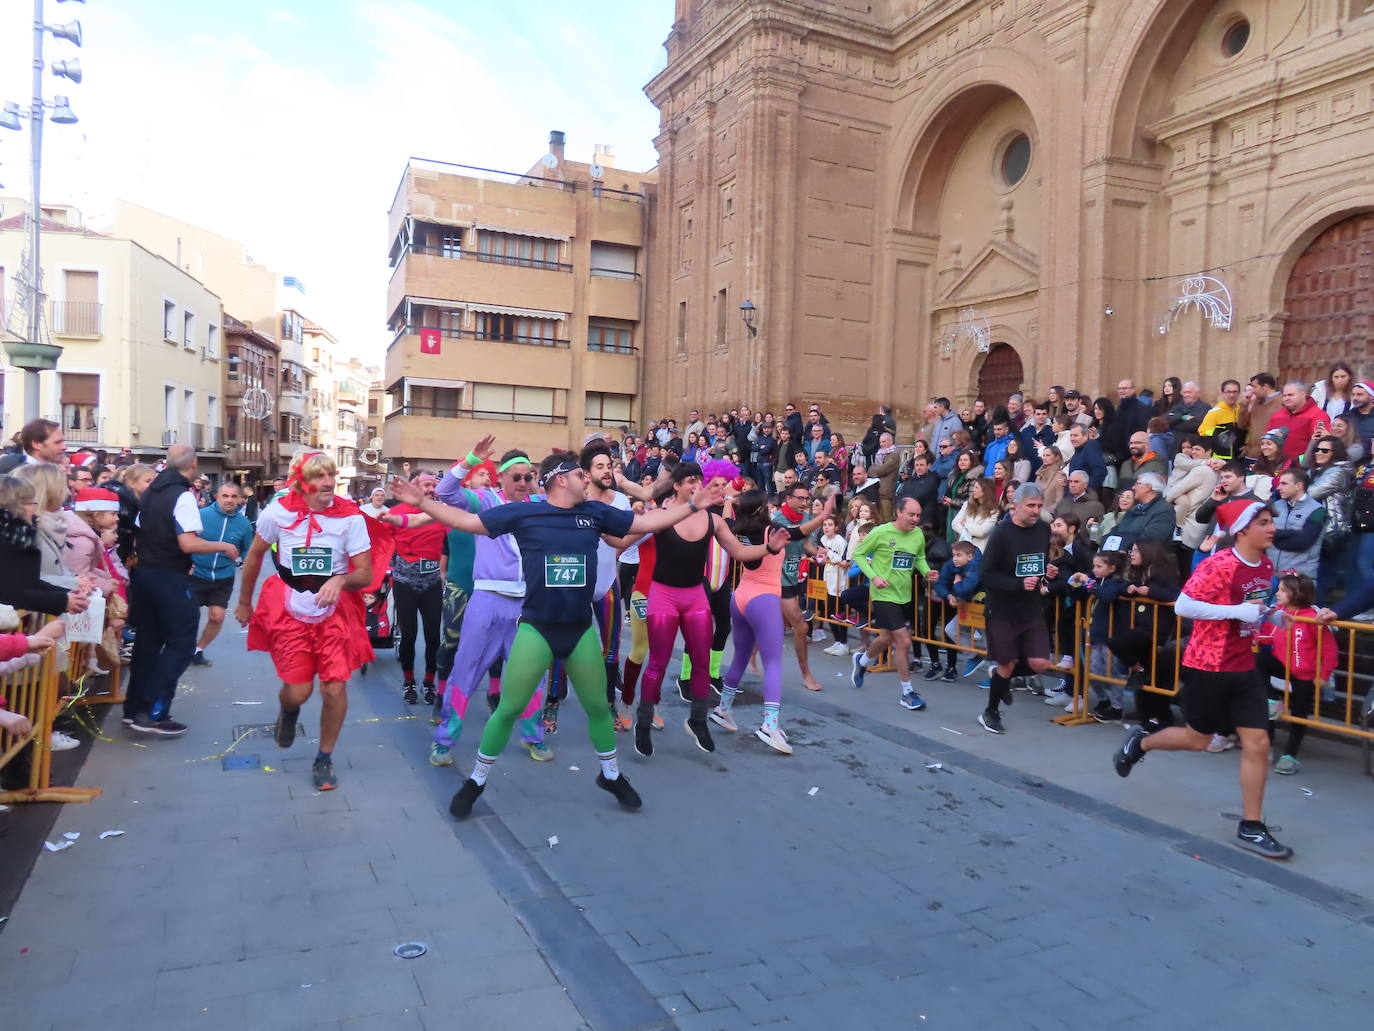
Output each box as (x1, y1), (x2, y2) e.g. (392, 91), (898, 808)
(539, 459), (578, 486)
(498, 455), (531, 473)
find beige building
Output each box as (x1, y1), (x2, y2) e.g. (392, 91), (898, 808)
(0, 202), (226, 473)
(334, 357), (374, 493)
(383, 135), (654, 465)
(642, 0), (1374, 432)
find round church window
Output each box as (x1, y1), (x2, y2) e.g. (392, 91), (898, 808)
(1001, 133), (1031, 187)
(1222, 19), (1250, 58)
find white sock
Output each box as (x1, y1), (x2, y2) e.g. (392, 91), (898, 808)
(900, 681), (912, 693)
(598, 750), (620, 780)
(859, 653), (872, 668)
(470, 752), (496, 786)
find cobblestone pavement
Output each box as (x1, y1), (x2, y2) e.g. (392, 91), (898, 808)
(2, 625), (1371, 1030)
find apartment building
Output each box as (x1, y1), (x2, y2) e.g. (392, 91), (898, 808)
(383, 132), (653, 465)
(303, 319), (337, 455)
(335, 357), (377, 494)
(223, 314), (280, 485)
(0, 201), (226, 475)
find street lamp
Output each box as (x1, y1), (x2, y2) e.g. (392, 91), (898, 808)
(0, 0), (86, 422)
(739, 298), (757, 338)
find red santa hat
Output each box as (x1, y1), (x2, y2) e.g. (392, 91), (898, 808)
(1216, 498), (1266, 537)
(70, 451), (99, 468)
(73, 487), (120, 512)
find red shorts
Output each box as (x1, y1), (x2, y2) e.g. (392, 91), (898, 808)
(246, 576), (374, 683)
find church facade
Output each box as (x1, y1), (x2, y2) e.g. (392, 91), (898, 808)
(642, 0), (1374, 430)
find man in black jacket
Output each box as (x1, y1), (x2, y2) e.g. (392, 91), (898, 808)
(897, 452), (942, 530)
(125, 444), (240, 736)
(1105, 380), (1151, 462)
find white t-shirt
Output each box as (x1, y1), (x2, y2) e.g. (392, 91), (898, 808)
(134, 488), (203, 532)
(594, 491), (632, 600)
(256, 500), (370, 576)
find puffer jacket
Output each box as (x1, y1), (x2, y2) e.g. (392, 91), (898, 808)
(1308, 460), (1353, 545)
(62, 511), (117, 596)
(1164, 454), (1218, 528)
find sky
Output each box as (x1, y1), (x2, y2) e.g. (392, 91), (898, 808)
(0, 0), (672, 363)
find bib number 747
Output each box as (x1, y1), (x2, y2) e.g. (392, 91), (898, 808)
(545, 554), (587, 588)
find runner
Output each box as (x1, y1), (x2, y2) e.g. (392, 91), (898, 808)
(427, 439), (552, 765)
(1114, 499), (1293, 859)
(707, 489), (798, 753)
(393, 453), (723, 819)
(773, 480), (838, 693)
(619, 527), (664, 731)
(677, 461), (739, 700)
(432, 460), (492, 717)
(380, 471), (447, 704)
(188, 482), (254, 667)
(633, 461), (774, 758)
(235, 451), (375, 790)
(848, 497), (940, 710)
(973, 483), (1055, 735)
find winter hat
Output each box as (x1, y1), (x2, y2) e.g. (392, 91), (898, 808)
(1216, 498), (1266, 537)
(73, 487), (120, 512)
(70, 451), (98, 468)
(1356, 381), (1374, 397)
(1261, 425), (1288, 447)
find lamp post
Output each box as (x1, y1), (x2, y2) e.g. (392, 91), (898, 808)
(739, 299), (757, 338)
(1, 0), (85, 422)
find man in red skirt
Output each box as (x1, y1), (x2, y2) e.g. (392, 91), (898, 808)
(236, 451), (377, 790)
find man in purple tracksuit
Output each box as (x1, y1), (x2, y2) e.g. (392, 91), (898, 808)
(428, 442), (551, 766)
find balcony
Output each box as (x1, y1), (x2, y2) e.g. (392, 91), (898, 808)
(588, 274), (640, 321)
(382, 406), (570, 464)
(63, 416), (104, 444)
(385, 329), (572, 391)
(392, 323), (570, 349)
(50, 300), (103, 337)
(387, 251), (574, 322)
(227, 443), (264, 466)
(386, 404), (566, 425)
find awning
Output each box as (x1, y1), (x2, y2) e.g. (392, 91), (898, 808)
(412, 213), (471, 229)
(468, 302), (566, 320)
(405, 296), (467, 310)
(472, 222), (570, 243)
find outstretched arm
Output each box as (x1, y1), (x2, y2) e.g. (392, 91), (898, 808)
(712, 519), (785, 563)
(391, 477), (488, 535)
(797, 494), (837, 536)
(627, 483), (721, 535)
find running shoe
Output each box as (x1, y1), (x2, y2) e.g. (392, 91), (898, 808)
(449, 778), (484, 820)
(676, 676), (692, 703)
(634, 721), (654, 758)
(755, 726), (793, 755)
(978, 710), (1005, 735)
(960, 655), (980, 677)
(613, 709), (632, 733)
(524, 741), (554, 762)
(274, 706), (299, 749)
(941, 666), (958, 682)
(850, 651), (867, 688)
(190, 650), (211, 667)
(542, 700), (559, 734)
(1206, 733), (1236, 753)
(129, 715), (188, 737)
(810, 628), (828, 642)
(429, 743), (453, 767)
(50, 730), (80, 751)
(823, 642), (848, 657)
(652, 710), (665, 731)
(1236, 822), (1293, 860)
(922, 663), (944, 682)
(1024, 676), (1045, 697)
(403, 681), (419, 705)
(1044, 685), (1073, 707)
(423, 685), (436, 706)
(899, 690), (926, 711)
(1092, 704), (1123, 723)
(977, 676), (992, 690)
(1273, 754), (1301, 775)
(1113, 725), (1147, 777)
(684, 717), (716, 753)
(1056, 655), (1074, 670)
(708, 706), (738, 732)
(596, 772), (643, 810)
(710, 677), (724, 699)
(312, 757), (338, 791)
(486, 692), (500, 713)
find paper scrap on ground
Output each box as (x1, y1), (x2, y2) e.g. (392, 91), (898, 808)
(925, 763), (944, 771)
(939, 727), (965, 735)
(232, 700), (263, 706)
(98, 830), (124, 839)
(548, 835), (559, 848)
(1299, 787), (1314, 796)
(808, 786), (819, 796)
(568, 766), (579, 771)
(44, 840), (74, 852)
(63, 831), (80, 840)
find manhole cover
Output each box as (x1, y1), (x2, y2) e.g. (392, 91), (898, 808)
(222, 755), (261, 771)
(393, 942), (427, 959)
(232, 723), (308, 742)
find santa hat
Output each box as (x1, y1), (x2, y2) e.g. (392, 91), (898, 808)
(1357, 381), (1374, 397)
(73, 487), (120, 512)
(70, 451), (98, 468)
(1216, 498), (1266, 537)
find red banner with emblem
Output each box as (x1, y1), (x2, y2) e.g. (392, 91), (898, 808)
(418, 328), (441, 355)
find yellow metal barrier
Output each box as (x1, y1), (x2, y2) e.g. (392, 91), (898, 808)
(1286, 615), (1374, 775)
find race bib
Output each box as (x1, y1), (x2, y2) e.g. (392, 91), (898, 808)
(783, 556), (800, 579)
(891, 551), (915, 571)
(1015, 552), (1046, 577)
(631, 597), (648, 620)
(290, 546), (332, 576)
(415, 558), (440, 574)
(545, 554), (587, 588)
(1101, 534), (1123, 553)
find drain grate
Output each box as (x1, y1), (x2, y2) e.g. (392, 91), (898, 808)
(222, 754), (261, 771)
(231, 722), (309, 742)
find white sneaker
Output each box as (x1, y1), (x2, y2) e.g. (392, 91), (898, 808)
(1056, 656), (1073, 670)
(708, 706), (738, 733)
(1206, 733), (1237, 753)
(1043, 689), (1071, 707)
(755, 725), (793, 755)
(824, 642), (847, 657)
(810, 629), (828, 642)
(50, 730), (80, 751)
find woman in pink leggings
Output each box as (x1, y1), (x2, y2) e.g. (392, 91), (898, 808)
(636, 461), (780, 760)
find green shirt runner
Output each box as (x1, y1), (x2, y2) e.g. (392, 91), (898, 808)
(851, 523), (932, 604)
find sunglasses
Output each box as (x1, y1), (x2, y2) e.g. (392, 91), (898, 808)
(507, 472), (536, 483)
(1316, 447), (1334, 454)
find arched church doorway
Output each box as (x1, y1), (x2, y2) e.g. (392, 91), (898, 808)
(976, 343), (1024, 404)
(1279, 211), (1374, 384)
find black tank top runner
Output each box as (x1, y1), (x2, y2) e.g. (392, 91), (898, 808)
(652, 510), (714, 589)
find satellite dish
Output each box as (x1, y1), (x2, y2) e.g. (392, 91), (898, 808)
(369, 436), (383, 450)
(240, 387), (274, 421)
(590, 162), (605, 180)
(541, 152), (558, 170)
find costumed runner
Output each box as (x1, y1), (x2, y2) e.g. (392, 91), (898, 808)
(235, 451), (390, 790)
(376, 470), (447, 705)
(773, 479), (839, 692)
(634, 460), (774, 759)
(706, 488), (801, 753)
(432, 459), (491, 716)
(620, 526), (665, 730)
(394, 453), (724, 818)
(677, 462), (741, 699)
(428, 439), (553, 766)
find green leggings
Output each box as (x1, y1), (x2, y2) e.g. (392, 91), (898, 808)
(478, 622), (617, 757)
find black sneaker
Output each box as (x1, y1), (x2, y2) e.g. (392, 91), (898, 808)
(423, 685), (436, 706)
(1093, 705), (1124, 724)
(449, 778), (484, 820)
(274, 707), (300, 748)
(130, 714), (187, 736)
(676, 676), (692, 703)
(634, 720), (654, 758)
(941, 666), (958, 682)
(486, 692), (501, 714)
(1025, 676), (1045, 697)
(1236, 822), (1294, 860)
(596, 772), (643, 810)
(312, 756), (337, 791)
(684, 717), (715, 753)
(923, 663), (943, 682)
(709, 677), (724, 700)
(189, 650), (210, 667)
(978, 710), (1005, 735)
(403, 681), (419, 705)
(1114, 725), (1148, 777)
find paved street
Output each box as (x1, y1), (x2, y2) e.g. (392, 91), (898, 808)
(2, 618), (1373, 1031)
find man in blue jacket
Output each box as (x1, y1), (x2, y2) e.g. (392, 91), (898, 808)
(1066, 423), (1108, 493)
(189, 482), (255, 667)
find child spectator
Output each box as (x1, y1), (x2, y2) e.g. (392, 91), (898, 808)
(1067, 550), (1130, 715)
(1103, 540), (1181, 725)
(1255, 573), (1337, 775)
(818, 517), (850, 656)
(926, 541), (981, 681)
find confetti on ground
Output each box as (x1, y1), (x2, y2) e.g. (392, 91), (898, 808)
(548, 835), (559, 848)
(232, 700), (263, 706)
(568, 765), (579, 771)
(98, 830), (124, 840)
(939, 727), (964, 735)
(43, 841), (74, 853)
(807, 786), (819, 796)
(1299, 787), (1314, 796)
(924, 763), (949, 773)
(62, 832), (80, 840)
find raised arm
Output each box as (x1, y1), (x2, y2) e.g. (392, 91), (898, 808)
(627, 482), (721, 535)
(797, 494), (837, 536)
(391, 477), (488, 535)
(711, 517), (786, 563)
(436, 434), (497, 508)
